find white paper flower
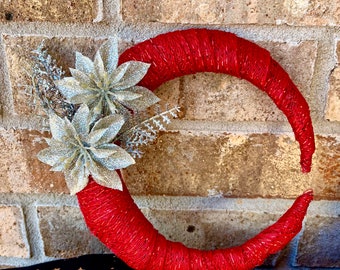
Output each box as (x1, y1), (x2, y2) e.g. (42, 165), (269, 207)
(37, 104), (135, 194)
(55, 38), (160, 117)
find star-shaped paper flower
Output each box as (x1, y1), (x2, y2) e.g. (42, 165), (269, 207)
(55, 38), (160, 117)
(37, 104), (135, 194)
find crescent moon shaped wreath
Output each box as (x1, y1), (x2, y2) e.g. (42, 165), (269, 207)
(74, 29), (316, 270)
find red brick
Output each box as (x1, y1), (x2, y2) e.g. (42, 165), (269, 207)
(143, 208), (282, 266)
(122, 0), (340, 26)
(0, 128), (67, 193)
(123, 132), (339, 200)
(326, 42), (340, 121)
(296, 216), (340, 267)
(38, 206), (109, 258)
(145, 208), (279, 249)
(0, 206), (29, 258)
(0, 0), (98, 22)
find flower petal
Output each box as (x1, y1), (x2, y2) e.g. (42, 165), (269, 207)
(112, 61), (150, 90)
(93, 145), (135, 170)
(49, 148), (80, 172)
(70, 68), (97, 88)
(65, 155), (90, 195)
(119, 86), (160, 111)
(63, 117), (80, 144)
(91, 114), (125, 145)
(55, 77), (87, 100)
(92, 113), (124, 132)
(91, 97), (103, 116)
(46, 138), (73, 150)
(49, 114), (68, 141)
(75, 52), (95, 74)
(99, 38), (118, 75)
(69, 93), (98, 104)
(108, 62), (130, 85)
(90, 161), (123, 191)
(87, 128), (108, 145)
(105, 97), (118, 114)
(112, 90), (142, 101)
(37, 144), (70, 167)
(94, 50), (105, 80)
(90, 147), (117, 159)
(72, 104), (91, 138)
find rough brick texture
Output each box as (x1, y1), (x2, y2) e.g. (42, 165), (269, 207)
(326, 42), (340, 121)
(0, 0), (98, 23)
(0, 128), (67, 193)
(143, 208), (282, 266)
(4, 36), (318, 120)
(296, 216), (340, 267)
(38, 206), (109, 258)
(123, 132), (340, 200)
(0, 206), (29, 258)
(122, 0), (340, 26)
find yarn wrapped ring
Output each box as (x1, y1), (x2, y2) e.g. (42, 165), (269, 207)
(77, 29), (315, 270)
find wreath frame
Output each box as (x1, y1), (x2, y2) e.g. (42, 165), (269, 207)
(75, 29), (315, 270)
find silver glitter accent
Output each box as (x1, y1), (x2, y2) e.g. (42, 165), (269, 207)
(119, 105), (181, 158)
(37, 104), (135, 194)
(33, 37), (180, 194)
(55, 38), (160, 118)
(28, 41), (75, 121)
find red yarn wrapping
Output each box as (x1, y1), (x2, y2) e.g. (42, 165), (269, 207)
(77, 29), (316, 269)
(78, 177), (313, 270)
(118, 29), (315, 173)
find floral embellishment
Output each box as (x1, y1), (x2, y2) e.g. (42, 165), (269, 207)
(30, 38), (179, 194)
(55, 38), (160, 117)
(37, 104), (135, 194)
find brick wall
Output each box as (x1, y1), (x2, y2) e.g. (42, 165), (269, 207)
(0, 0), (339, 269)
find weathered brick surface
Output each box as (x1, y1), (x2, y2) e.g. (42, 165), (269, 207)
(153, 41), (317, 121)
(326, 42), (340, 121)
(0, 128), (67, 193)
(4, 36), (318, 122)
(0, 206), (29, 258)
(296, 216), (340, 267)
(0, 0), (98, 23)
(122, 0), (340, 26)
(143, 208), (282, 266)
(38, 206), (109, 258)
(3, 36), (105, 116)
(123, 132), (340, 200)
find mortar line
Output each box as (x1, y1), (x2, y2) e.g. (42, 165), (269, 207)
(21, 203), (45, 261)
(0, 34), (15, 121)
(93, 0), (104, 23)
(2, 117), (339, 136)
(289, 232), (304, 268)
(134, 196), (340, 216)
(101, 0), (122, 24)
(0, 193), (338, 216)
(309, 31), (337, 121)
(0, 22), (338, 41)
(167, 120), (340, 136)
(0, 193), (78, 206)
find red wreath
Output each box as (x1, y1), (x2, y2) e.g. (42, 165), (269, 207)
(77, 29), (315, 269)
